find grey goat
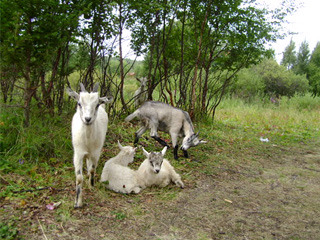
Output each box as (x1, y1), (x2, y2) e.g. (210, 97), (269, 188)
(133, 77), (148, 108)
(125, 101), (206, 159)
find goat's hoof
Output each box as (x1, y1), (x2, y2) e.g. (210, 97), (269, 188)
(74, 204), (83, 209)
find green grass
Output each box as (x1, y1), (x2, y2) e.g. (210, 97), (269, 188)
(0, 94), (320, 239)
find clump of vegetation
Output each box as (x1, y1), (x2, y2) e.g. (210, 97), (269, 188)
(0, 222), (18, 240)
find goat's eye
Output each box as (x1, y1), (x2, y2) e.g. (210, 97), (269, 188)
(77, 103), (82, 108)
(96, 104), (100, 109)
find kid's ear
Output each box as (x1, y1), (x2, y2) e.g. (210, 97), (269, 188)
(142, 147), (149, 158)
(161, 146), (167, 156)
(66, 87), (79, 101)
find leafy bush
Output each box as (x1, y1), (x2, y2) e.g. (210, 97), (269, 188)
(231, 68), (265, 100)
(257, 59), (309, 97)
(232, 59), (309, 99)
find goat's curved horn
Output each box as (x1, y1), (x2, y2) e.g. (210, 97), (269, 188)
(117, 140), (123, 150)
(195, 130), (200, 137)
(80, 83), (87, 92)
(92, 83), (99, 93)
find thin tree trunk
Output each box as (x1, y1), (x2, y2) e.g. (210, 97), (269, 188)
(118, 3), (126, 111)
(179, 2), (186, 107)
(190, 6), (209, 119)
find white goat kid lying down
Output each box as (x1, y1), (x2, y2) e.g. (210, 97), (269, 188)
(67, 83), (113, 208)
(100, 141), (142, 194)
(125, 101), (206, 159)
(137, 146), (184, 189)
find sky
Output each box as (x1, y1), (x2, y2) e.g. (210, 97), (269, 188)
(261, 0), (320, 63)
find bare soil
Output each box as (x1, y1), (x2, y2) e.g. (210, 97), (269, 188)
(1, 141), (320, 240)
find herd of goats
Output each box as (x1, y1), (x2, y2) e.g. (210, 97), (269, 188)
(67, 82), (206, 208)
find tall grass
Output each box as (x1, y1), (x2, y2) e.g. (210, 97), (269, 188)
(216, 94), (320, 144)
(0, 106), (73, 171)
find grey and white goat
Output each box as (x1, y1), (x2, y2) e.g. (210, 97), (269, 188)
(133, 77), (148, 108)
(137, 146), (184, 189)
(125, 101), (206, 159)
(67, 83), (113, 208)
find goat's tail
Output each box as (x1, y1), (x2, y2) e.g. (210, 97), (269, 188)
(125, 109), (140, 122)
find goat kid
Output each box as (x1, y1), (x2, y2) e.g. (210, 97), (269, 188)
(137, 146), (184, 189)
(133, 77), (148, 108)
(100, 141), (142, 194)
(125, 101), (206, 159)
(67, 83), (113, 208)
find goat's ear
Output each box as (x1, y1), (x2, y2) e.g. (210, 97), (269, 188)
(199, 140), (207, 144)
(117, 140), (123, 150)
(92, 83), (99, 92)
(142, 147), (149, 158)
(66, 87), (79, 101)
(161, 146), (167, 156)
(99, 96), (113, 104)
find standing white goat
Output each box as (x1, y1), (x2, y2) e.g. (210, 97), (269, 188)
(137, 146), (184, 189)
(125, 101), (206, 159)
(133, 77), (148, 108)
(100, 141), (142, 194)
(67, 83), (113, 208)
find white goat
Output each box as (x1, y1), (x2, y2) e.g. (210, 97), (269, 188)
(125, 101), (206, 159)
(67, 83), (113, 208)
(133, 77), (148, 108)
(137, 147), (184, 189)
(100, 141), (142, 194)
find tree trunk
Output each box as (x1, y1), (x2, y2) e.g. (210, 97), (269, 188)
(179, 2), (186, 107)
(118, 3), (126, 111)
(190, 6), (209, 119)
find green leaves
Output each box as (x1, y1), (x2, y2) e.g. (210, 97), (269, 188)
(308, 42), (320, 96)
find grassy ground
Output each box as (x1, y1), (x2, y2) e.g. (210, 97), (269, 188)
(1, 96), (320, 239)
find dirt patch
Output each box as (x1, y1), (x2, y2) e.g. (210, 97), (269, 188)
(1, 144), (320, 240)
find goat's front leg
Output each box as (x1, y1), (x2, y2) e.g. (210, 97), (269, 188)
(134, 126), (147, 145)
(87, 153), (99, 188)
(170, 132), (179, 160)
(183, 150), (189, 158)
(74, 152), (84, 208)
(168, 165), (184, 189)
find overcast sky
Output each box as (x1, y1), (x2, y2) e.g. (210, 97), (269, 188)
(263, 0), (320, 62)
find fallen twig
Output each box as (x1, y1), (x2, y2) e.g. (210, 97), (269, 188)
(37, 217), (48, 240)
(304, 167), (320, 172)
(13, 187), (52, 194)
